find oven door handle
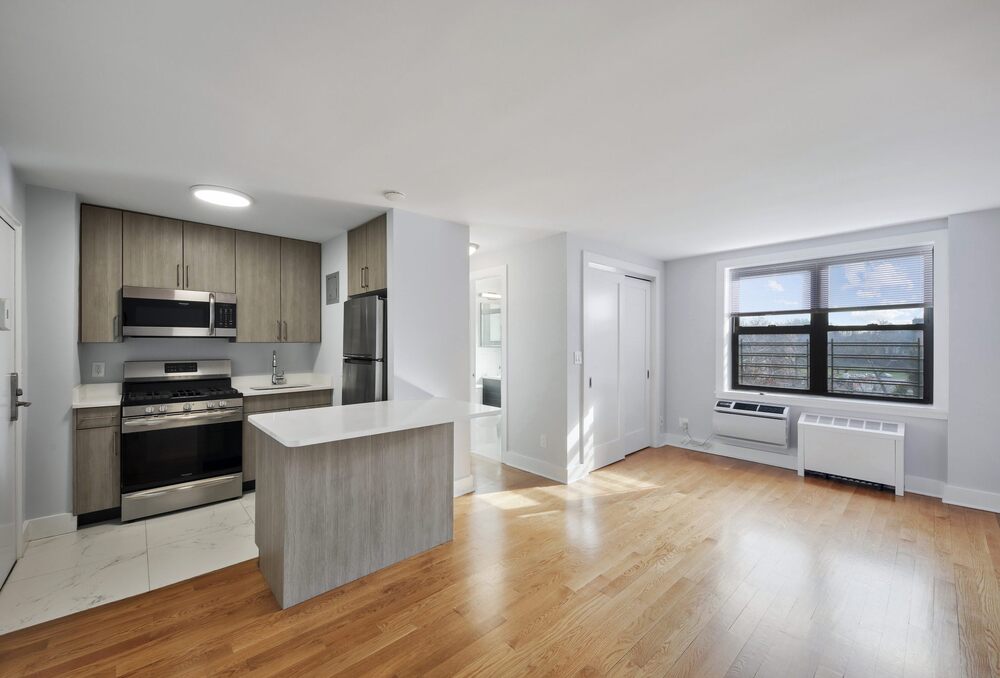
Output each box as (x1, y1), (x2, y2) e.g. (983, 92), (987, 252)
(122, 408), (243, 433)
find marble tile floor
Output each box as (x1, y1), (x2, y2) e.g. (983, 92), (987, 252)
(0, 492), (257, 635)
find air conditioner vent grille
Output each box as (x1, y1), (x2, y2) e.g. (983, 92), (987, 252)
(799, 413), (904, 438)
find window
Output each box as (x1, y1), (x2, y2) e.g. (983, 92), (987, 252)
(729, 245), (933, 403)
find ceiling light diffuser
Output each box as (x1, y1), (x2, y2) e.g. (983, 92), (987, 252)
(383, 190), (406, 202)
(191, 185), (253, 207)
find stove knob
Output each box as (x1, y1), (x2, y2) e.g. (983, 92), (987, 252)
(218, 400), (226, 408)
(183, 403), (192, 411)
(158, 405), (167, 413)
(207, 401), (216, 409)
(144, 406), (154, 414)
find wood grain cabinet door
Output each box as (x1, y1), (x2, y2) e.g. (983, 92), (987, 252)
(364, 215), (387, 292)
(79, 205), (123, 342)
(347, 226), (366, 296)
(182, 222), (235, 292)
(73, 427), (120, 515)
(122, 212), (184, 288)
(280, 238), (321, 342)
(235, 230), (282, 342)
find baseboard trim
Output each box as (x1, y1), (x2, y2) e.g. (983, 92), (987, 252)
(503, 449), (567, 483)
(661, 434), (797, 471)
(23, 513), (77, 542)
(942, 484), (1000, 514)
(454, 474), (475, 497)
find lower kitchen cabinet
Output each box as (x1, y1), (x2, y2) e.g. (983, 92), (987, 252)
(242, 389), (332, 484)
(73, 407), (121, 516)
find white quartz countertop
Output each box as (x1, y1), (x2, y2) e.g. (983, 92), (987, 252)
(249, 398), (501, 448)
(231, 373), (333, 397)
(72, 383), (122, 409)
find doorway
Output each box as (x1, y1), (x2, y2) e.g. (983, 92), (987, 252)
(583, 260), (654, 471)
(0, 211), (22, 584)
(469, 266), (507, 463)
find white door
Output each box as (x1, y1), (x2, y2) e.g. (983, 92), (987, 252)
(584, 266), (624, 470)
(621, 277), (652, 454)
(0, 218), (17, 582)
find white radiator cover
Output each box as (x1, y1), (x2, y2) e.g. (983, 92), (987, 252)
(797, 413), (905, 496)
(712, 400), (790, 448)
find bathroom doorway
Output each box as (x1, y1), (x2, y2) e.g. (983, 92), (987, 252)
(469, 266), (507, 462)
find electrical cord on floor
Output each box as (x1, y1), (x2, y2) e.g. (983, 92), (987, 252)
(681, 423), (713, 449)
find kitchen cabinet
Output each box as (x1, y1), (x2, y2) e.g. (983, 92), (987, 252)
(280, 238), (322, 342)
(123, 211), (184, 288)
(73, 407), (121, 516)
(79, 205), (123, 342)
(235, 231), (282, 342)
(347, 214), (387, 296)
(182, 222), (236, 292)
(242, 389), (332, 483)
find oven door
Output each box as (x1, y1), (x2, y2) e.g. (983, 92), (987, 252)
(121, 287), (237, 338)
(121, 408), (243, 494)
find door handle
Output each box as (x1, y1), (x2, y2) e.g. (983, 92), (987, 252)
(9, 374), (31, 422)
(588, 377), (592, 388)
(176, 264), (181, 287)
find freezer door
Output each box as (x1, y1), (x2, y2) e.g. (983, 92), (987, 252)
(343, 296), (384, 359)
(343, 358), (384, 404)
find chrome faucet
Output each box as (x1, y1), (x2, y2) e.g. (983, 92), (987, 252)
(271, 350), (286, 385)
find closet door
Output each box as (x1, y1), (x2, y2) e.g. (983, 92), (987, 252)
(584, 266), (624, 470)
(620, 277), (652, 454)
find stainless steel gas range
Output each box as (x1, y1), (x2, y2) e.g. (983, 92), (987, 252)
(120, 360), (243, 521)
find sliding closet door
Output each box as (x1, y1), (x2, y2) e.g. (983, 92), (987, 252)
(621, 277), (652, 454)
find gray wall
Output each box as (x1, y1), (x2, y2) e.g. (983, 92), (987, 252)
(664, 218), (950, 485)
(946, 208), (1000, 496)
(24, 185), (80, 519)
(313, 232), (347, 404)
(0, 144), (26, 224)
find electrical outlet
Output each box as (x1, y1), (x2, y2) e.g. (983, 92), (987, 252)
(679, 417), (689, 428)
(539, 434), (548, 449)
(92, 362), (105, 378)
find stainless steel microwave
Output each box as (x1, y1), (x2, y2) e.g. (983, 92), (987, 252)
(121, 287), (237, 338)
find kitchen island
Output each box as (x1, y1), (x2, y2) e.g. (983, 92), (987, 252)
(248, 398), (499, 608)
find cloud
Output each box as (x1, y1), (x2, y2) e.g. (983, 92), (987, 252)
(767, 279), (784, 292)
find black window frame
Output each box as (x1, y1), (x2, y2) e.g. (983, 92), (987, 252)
(730, 253), (934, 405)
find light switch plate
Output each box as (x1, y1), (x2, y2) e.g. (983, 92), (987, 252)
(326, 272), (340, 305)
(92, 362), (105, 378)
(0, 298), (10, 331)
(573, 351), (583, 365)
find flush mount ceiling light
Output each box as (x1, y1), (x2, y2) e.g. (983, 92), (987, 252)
(383, 190), (406, 202)
(469, 242), (480, 256)
(190, 185), (253, 207)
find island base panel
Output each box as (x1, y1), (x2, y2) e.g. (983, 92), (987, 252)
(256, 423), (454, 608)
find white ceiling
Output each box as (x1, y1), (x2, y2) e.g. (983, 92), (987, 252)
(1, 1), (999, 258)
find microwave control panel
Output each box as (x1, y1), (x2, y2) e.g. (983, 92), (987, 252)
(215, 303), (237, 329)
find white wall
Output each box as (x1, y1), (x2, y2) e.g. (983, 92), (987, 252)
(472, 234), (569, 481)
(565, 234), (667, 480)
(945, 208), (1000, 508)
(663, 219), (950, 489)
(313, 232), (347, 404)
(23, 185), (79, 520)
(0, 145), (26, 224)
(386, 209), (472, 486)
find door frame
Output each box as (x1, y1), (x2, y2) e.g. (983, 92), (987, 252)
(469, 264), (508, 462)
(580, 251), (660, 477)
(0, 201), (26, 559)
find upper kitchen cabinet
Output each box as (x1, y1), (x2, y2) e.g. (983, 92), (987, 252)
(122, 212), (184, 288)
(79, 205), (123, 342)
(235, 230), (282, 342)
(280, 238), (322, 342)
(347, 214), (387, 296)
(182, 222), (236, 292)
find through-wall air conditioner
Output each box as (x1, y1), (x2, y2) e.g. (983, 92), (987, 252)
(712, 400), (790, 449)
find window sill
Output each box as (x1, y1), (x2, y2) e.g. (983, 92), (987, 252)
(715, 389), (948, 421)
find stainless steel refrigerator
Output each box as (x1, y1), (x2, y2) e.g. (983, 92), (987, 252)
(342, 295), (387, 404)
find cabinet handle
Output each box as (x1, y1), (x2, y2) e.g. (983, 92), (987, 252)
(283, 320), (288, 342)
(364, 266), (369, 289)
(277, 320), (282, 341)
(176, 264), (181, 287)
(185, 265), (190, 289)
(112, 314), (118, 339)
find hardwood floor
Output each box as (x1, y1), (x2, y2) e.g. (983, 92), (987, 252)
(2, 446), (999, 677)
